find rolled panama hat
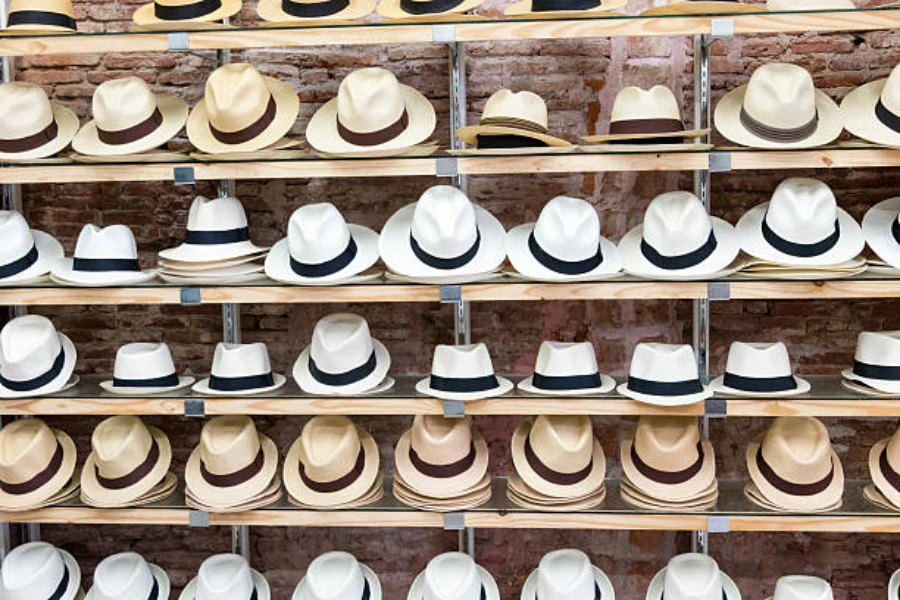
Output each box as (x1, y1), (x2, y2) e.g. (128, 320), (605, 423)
(521, 549), (615, 600)
(416, 343), (513, 401)
(843, 331), (900, 395)
(765, 576), (833, 600)
(646, 553), (741, 600)
(133, 0), (241, 29)
(407, 553), (499, 600)
(179, 554), (270, 600)
(0, 82), (79, 160)
(0, 542), (82, 600)
(100, 342), (194, 395)
(193, 342), (286, 396)
(86, 552), (169, 600)
(710, 341), (810, 397)
(0, 315), (77, 399)
(583, 85), (708, 144)
(457, 90), (570, 149)
(0, 418), (77, 510)
(841, 63), (900, 148)
(51, 224), (157, 286)
(0, 210), (63, 284)
(517, 341), (616, 396)
(617, 343), (712, 406)
(2, 0), (77, 33)
(293, 551), (382, 600)
(159, 195), (268, 263)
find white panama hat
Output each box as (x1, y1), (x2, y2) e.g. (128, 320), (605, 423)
(710, 341), (810, 397)
(521, 549), (615, 600)
(51, 224), (157, 286)
(407, 553), (499, 600)
(179, 554), (270, 600)
(0, 542), (82, 600)
(584, 85), (707, 144)
(193, 342), (286, 396)
(159, 196), (268, 263)
(646, 553), (741, 600)
(841, 63), (900, 148)
(765, 575), (833, 600)
(0, 210), (63, 284)
(842, 331), (900, 394)
(293, 551), (382, 600)
(86, 552), (169, 600)
(100, 342), (194, 395)
(517, 341), (615, 395)
(0, 315), (77, 399)
(417, 343), (513, 401)
(618, 343), (712, 406)
(862, 196), (900, 270)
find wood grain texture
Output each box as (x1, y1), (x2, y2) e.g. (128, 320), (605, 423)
(0, 397), (185, 415)
(463, 512), (709, 530)
(728, 280), (900, 299)
(465, 397), (704, 415)
(0, 507), (190, 524)
(209, 510), (445, 527)
(461, 281), (707, 300)
(727, 516), (900, 532)
(203, 397), (446, 415)
(728, 148), (900, 170)
(725, 398), (900, 417)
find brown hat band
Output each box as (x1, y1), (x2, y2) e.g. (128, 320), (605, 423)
(479, 116), (548, 135)
(879, 447), (900, 492)
(95, 438), (161, 491)
(755, 446), (834, 496)
(337, 109), (409, 147)
(299, 447), (365, 493)
(630, 440), (704, 485)
(739, 106), (818, 143)
(200, 446), (265, 488)
(0, 120), (58, 154)
(524, 434), (592, 486)
(210, 95), (278, 146)
(609, 118), (685, 136)
(409, 441), (476, 479)
(0, 440), (64, 496)
(97, 107), (165, 146)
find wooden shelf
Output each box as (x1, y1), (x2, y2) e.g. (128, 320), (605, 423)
(726, 147), (900, 171)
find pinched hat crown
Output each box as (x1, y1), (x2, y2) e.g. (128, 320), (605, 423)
(410, 414), (474, 467)
(0, 418), (60, 489)
(411, 186), (479, 260)
(309, 313), (376, 374)
(93, 77), (159, 133)
(662, 554), (725, 600)
(0, 83), (55, 140)
(196, 554), (255, 600)
(642, 192), (713, 257)
(528, 415), (593, 475)
(1, 542), (71, 600)
(771, 575), (833, 600)
(422, 553), (482, 600)
(611, 85), (682, 123)
(764, 178), (838, 245)
(760, 417), (834, 486)
(288, 203), (352, 265)
(91, 552), (156, 600)
(533, 196), (601, 262)
(73, 224), (139, 261)
(305, 552), (368, 600)
(336, 68), (407, 135)
(480, 89), (549, 132)
(0, 211), (38, 263)
(199, 416), (262, 479)
(535, 549), (595, 600)
(742, 64), (817, 132)
(634, 415), (703, 473)
(205, 64), (276, 134)
(91, 416), (156, 481)
(299, 416), (363, 484)
(0, 315), (64, 383)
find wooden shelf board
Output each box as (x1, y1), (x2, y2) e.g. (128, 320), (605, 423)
(0, 506), (190, 524)
(727, 516), (900, 533)
(209, 510), (444, 527)
(727, 279), (900, 300)
(463, 512), (709, 530)
(724, 398), (900, 417)
(728, 148), (900, 170)
(460, 281), (707, 301)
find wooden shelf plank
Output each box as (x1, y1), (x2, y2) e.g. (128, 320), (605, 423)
(460, 281), (707, 301)
(725, 399), (900, 417)
(727, 279), (900, 300)
(727, 516), (900, 533)
(463, 512), (709, 530)
(728, 148), (900, 170)
(729, 8), (900, 35)
(209, 510), (444, 527)
(455, 152), (709, 174)
(464, 397), (703, 416)
(0, 506), (190, 524)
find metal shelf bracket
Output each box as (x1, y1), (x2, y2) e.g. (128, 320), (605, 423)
(443, 512), (465, 530)
(189, 509), (210, 527)
(173, 166), (195, 185)
(705, 397), (727, 417)
(184, 398), (205, 417)
(436, 156), (459, 178)
(707, 515), (730, 533)
(166, 32), (190, 51)
(180, 287), (201, 305)
(708, 282), (730, 301)
(709, 152), (732, 173)
(432, 24), (456, 44)
(443, 399), (465, 418)
(710, 18), (735, 37)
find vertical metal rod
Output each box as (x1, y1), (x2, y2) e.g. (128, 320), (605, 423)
(232, 525), (250, 559)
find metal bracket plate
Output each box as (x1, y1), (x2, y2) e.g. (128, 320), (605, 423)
(709, 152), (732, 173)
(432, 24), (456, 44)
(184, 398), (205, 417)
(436, 156), (458, 178)
(439, 284), (462, 303)
(167, 32), (190, 51)
(705, 397), (727, 417)
(189, 509), (210, 527)
(707, 282), (730, 301)
(443, 512), (465, 530)
(180, 287), (201, 305)
(443, 399), (465, 418)
(173, 166), (195, 185)
(710, 18), (734, 37)
(707, 515), (730, 533)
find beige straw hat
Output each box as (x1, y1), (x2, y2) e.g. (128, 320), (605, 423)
(133, 0), (241, 27)
(868, 426), (900, 509)
(457, 90), (570, 149)
(841, 64), (900, 148)
(504, 0), (624, 16)
(0, 83), (79, 160)
(3, 0), (77, 33)
(0, 418), (77, 510)
(584, 85), (707, 144)
(260, 0), (376, 21)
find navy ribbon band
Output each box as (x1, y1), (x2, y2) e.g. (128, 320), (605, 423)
(96, 439), (161, 490)
(73, 257), (142, 273)
(528, 231), (604, 275)
(410, 441), (476, 479)
(875, 98), (900, 134)
(308, 350), (377, 387)
(201, 447), (265, 488)
(0, 244), (38, 280)
(761, 217), (840, 258)
(892, 218), (900, 246)
(852, 360), (900, 381)
(208, 372), (275, 392)
(47, 566), (70, 600)
(282, 0), (350, 16)
(0, 347), (65, 392)
(113, 372), (180, 388)
(631, 441), (704, 485)
(400, 0), (464, 14)
(184, 227), (251, 245)
(428, 373), (499, 394)
(537, 582), (602, 600)
(410, 230), (480, 271)
(530, 371), (602, 391)
(627, 375), (703, 397)
(755, 447), (834, 496)
(6, 10), (77, 30)
(0, 441), (64, 495)
(722, 372), (798, 393)
(640, 231), (718, 271)
(524, 434), (593, 486)
(476, 134), (549, 149)
(154, 0), (223, 20)
(146, 578), (160, 600)
(290, 236), (357, 278)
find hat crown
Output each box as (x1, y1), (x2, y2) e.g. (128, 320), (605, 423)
(743, 63), (817, 129)
(533, 341), (598, 377)
(186, 196), (249, 235)
(662, 554), (725, 600)
(0, 315), (64, 382)
(210, 342), (272, 378)
(765, 178), (838, 244)
(1, 542), (70, 600)
(288, 203), (352, 265)
(309, 313), (375, 374)
(533, 197), (601, 262)
(410, 415), (474, 466)
(0, 83), (54, 140)
(529, 415), (593, 474)
(628, 343), (700, 383)
(725, 341), (793, 378)
(0, 211), (37, 261)
(205, 64), (275, 134)
(611, 85), (681, 122)
(422, 552), (482, 600)
(336, 68), (406, 135)
(880, 64), (900, 115)
(305, 552), (367, 600)
(853, 330), (900, 367)
(196, 554), (255, 600)
(73, 224), (139, 260)
(8, 0), (73, 14)
(91, 416), (155, 479)
(411, 186), (479, 259)
(771, 575), (833, 600)
(430, 343), (496, 379)
(299, 416), (362, 481)
(760, 417), (834, 484)
(536, 549), (595, 600)
(641, 192), (713, 257)
(481, 89), (549, 130)
(199, 416), (262, 477)
(634, 415), (703, 472)
(92, 552), (155, 600)
(0, 418), (59, 487)
(113, 342), (177, 380)
(93, 77), (157, 132)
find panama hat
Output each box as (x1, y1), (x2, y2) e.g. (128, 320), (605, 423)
(261, 0), (376, 21)
(265, 203), (379, 285)
(179, 554), (270, 600)
(417, 343), (512, 401)
(506, 196), (621, 281)
(520, 549), (614, 600)
(380, 186), (506, 283)
(188, 63), (299, 155)
(377, 0), (483, 18)
(843, 331), (900, 394)
(51, 224), (157, 286)
(518, 341), (615, 395)
(3, 0), (76, 33)
(646, 554), (741, 600)
(0, 315), (77, 399)
(0, 83), (79, 160)
(86, 553), (169, 600)
(738, 178), (864, 267)
(194, 342), (286, 395)
(619, 191), (740, 280)
(584, 86), (708, 144)
(1, 542), (82, 600)
(767, 0), (853, 10)
(841, 64), (900, 148)
(766, 576), (833, 600)
(868, 425), (900, 508)
(100, 342), (194, 395)
(746, 416), (844, 511)
(891, 569), (900, 600)
(457, 90), (570, 149)
(504, 0), (623, 16)
(711, 341), (810, 397)
(0, 211), (63, 284)
(640, 0), (759, 16)
(133, 0), (240, 28)
(159, 196), (268, 263)
(618, 343), (711, 406)
(408, 553), (499, 600)
(0, 418), (76, 510)
(293, 552), (381, 600)
(715, 63), (842, 149)
(862, 196), (900, 269)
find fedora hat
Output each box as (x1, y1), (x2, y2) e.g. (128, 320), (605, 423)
(380, 186), (506, 283)
(618, 343), (711, 406)
(891, 569), (900, 600)
(0, 83), (79, 160)
(294, 313), (391, 395)
(72, 77), (187, 157)
(377, 0), (483, 18)
(194, 342), (286, 395)
(843, 331), (900, 394)
(457, 90), (570, 149)
(1, 542), (82, 600)
(293, 552), (382, 600)
(868, 425), (900, 508)
(714, 63), (842, 149)
(188, 63), (299, 155)
(862, 196), (900, 270)
(265, 203), (380, 285)
(646, 554), (740, 600)
(100, 342), (194, 395)
(0, 211), (63, 283)
(521, 549), (614, 600)
(640, 0), (759, 16)
(767, 0), (853, 9)
(517, 341), (615, 395)
(179, 554), (270, 600)
(738, 178), (864, 267)
(842, 64), (900, 148)
(407, 553), (499, 600)
(711, 342), (810, 397)
(746, 416), (844, 511)
(133, 0), (240, 28)
(260, 0), (375, 20)
(506, 196), (621, 281)
(3, 0), (76, 32)
(766, 576), (833, 600)
(51, 224), (157, 286)
(416, 343), (512, 401)
(0, 418), (76, 510)
(584, 86), (708, 144)
(159, 196), (268, 263)
(0, 315), (77, 399)
(284, 416), (380, 507)
(619, 191), (740, 280)
(86, 552), (169, 600)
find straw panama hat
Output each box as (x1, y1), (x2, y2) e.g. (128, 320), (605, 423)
(841, 64), (900, 148)
(737, 178), (864, 267)
(646, 553), (741, 600)
(0, 418), (77, 510)
(193, 342), (286, 396)
(765, 576), (833, 600)
(619, 191), (740, 280)
(417, 343), (513, 401)
(260, 0), (376, 21)
(457, 90), (570, 148)
(133, 0), (241, 28)
(863, 196), (900, 269)
(100, 342), (194, 395)
(86, 552), (169, 600)
(843, 331), (900, 394)
(3, 0), (77, 32)
(521, 550), (614, 600)
(179, 554), (270, 600)
(714, 63), (842, 149)
(293, 552), (382, 600)
(0, 542), (82, 600)
(640, 0), (760, 16)
(506, 196), (621, 282)
(0, 315), (77, 399)
(868, 426), (900, 508)
(159, 196), (267, 263)
(0, 83), (79, 160)
(746, 416), (844, 511)
(188, 63), (299, 155)
(408, 553), (499, 600)
(710, 341), (810, 397)
(518, 341), (615, 396)
(0, 211), (63, 283)
(584, 85), (707, 144)
(377, 0), (482, 18)
(51, 224), (157, 286)
(618, 343), (712, 406)
(890, 569), (900, 600)
(504, 0), (624, 17)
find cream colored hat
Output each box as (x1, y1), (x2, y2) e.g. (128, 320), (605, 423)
(504, 0), (624, 16)
(714, 63), (842, 149)
(51, 224), (157, 286)
(521, 549), (615, 600)
(457, 90), (570, 149)
(843, 331), (900, 394)
(179, 554), (270, 600)
(767, 0), (853, 10)
(133, 0), (241, 27)
(0, 82), (79, 160)
(100, 342), (195, 395)
(841, 64), (900, 148)
(585, 85), (707, 144)
(188, 63), (300, 155)
(0, 542), (82, 600)
(710, 341), (810, 397)
(0, 315), (77, 399)
(646, 554), (741, 600)
(862, 196), (900, 270)
(416, 343), (513, 401)
(158, 196), (268, 263)
(890, 569), (900, 600)
(86, 552), (169, 600)
(618, 343), (711, 406)
(376, 0), (483, 20)
(306, 68), (435, 155)
(0, 418), (76, 510)
(407, 553), (499, 600)
(3, 0), (77, 33)
(293, 552), (382, 600)
(0, 210), (63, 283)
(260, 0), (375, 21)
(517, 341), (615, 396)
(868, 425), (900, 508)
(193, 342), (286, 395)
(766, 576), (833, 600)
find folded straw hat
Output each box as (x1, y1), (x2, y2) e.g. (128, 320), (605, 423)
(0, 210), (63, 283)
(506, 196), (621, 282)
(869, 425), (900, 508)
(646, 553), (741, 600)
(618, 343), (712, 406)
(862, 196), (900, 270)
(457, 90), (570, 149)
(3, 0), (77, 33)
(179, 554), (270, 600)
(843, 331), (900, 394)
(51, 224), (157, 286)
(194, 342), (286, 396)
(0, 83), (79, 160)
(710, 341), (810, 397)
(0, 418), (76, 510)
(714, 63), (842, 149)
(841, 64), (900, 148)
(159, 196), (268, 263)
(260, 0), (376, 21)
(417, 343), (512, 401)
(521, 549), (614, 600)
(0, 542), (82, 600)
(766, 576), (833, 600)
(737, 178), (864, 267)
(408, 553), (499, 600)
(640, 0), (759, 16)
(294, 552), (382, 600)
(0, 315), (77, 399)
(504, 0), (625, 17)
(100, 342), (194, 395)
(517, 341), (615, 396)
(584, 85), (707, 144)
(133, 0), (240, 28)
(86, 552), (169, 600)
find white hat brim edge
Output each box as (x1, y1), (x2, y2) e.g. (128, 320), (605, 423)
(50, 258), (158, 286)
(406, 565), (499, 600)
(178, 568), (270, 600)
(293, 339), (391, 395)
(863, 196), (900, 269)
(520, 565), (615, 600)
(841, 367), (900, 394)
(416, 375), (513, 401)
(506, 223), (622, 281)
(0, 333), (77, 398)
(645, 566), (741, 600)
(840, 78), (900, 148)
(293, 563), (382, 600)
(0, 230), (64, 283)
(616, 382), (712, 406)
(709, 375), (811, 397)
(264, 224), (380, 284)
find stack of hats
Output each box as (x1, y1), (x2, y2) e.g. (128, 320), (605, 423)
(0, 211), (63, 286)
(179, 554), (270, 600)
(767, 576), (832, 600)
(407, 553), (499, 600)
(508, 415), (606, 511)
(100, 342), (195, 395)
(710, 341), (810, 397)
(393, 415), (491, 511)
(0, 542), (83, 600)
(157, 195), (269, 284)
(193, 342), (286, 396)
(50, 224), (157, 287)
(842, 331), (900, 396)
(745, 416), (844, 512)
(618, 343), (712, 407)
(865, 424), (900, 511)
(416, 343), (512, 401)
(456, 89), (571, 153)
(520, 549), (614, 600)
(0, 418), (78, 511)
(0, 315), (78, 399)
(646, 553), (741, 600)
(80, 416), (176, 508)
(294, 551), (382, 600)
(87, 552), (169, 600)
(517, 341), (616, 396)
(184, 416), (282, 512)
(620, 416), (718, 511)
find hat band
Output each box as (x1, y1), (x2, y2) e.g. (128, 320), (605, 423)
(627, 375), (703, 397)
(208, 372), (275, 392)
(476, 134), (549, 149)
(892, 218), (900, 245)
(97, 107), (165, 146)
(531, 0), (601, 10)
(879, 447), (900, 493)
(113, 372), (180, 388)
(201, 446), (265, 488)
(609, 118), (685, 136)
(852, 359), (900, 381)
(146, 578), (160, 600)
(184, 226), (251, 245)
(0, 120), (58, 154)
(299, 447), (365, 493)
(6, 10), (76, 29)
(739, 107), (819, 143)
(410, 230), (480, 271)
(290, 236), (358, 278)
(337, 109), (410, 147)
(630, 440), (704, 485)
(154, 0), (222, 20)
(755, 446), (834, 496)
(282, 0), (350, 17)
(0, 347), (65, 392)
(399, 0), (464, 14)
(0, 244), (38, 280)
(308, 350), (377, 387)
(722, 372), (797, 393)
(73, 257), (142, 272)
(409, 441), (476, 478)
(210, 95), (277, 145)
(537, 582), (601, 600)
(46, 565), (70, 600)
(640, 231), (718, 271)
(530, 371), (602, 391)
(479, 117), (548, 135)
(875, 97), (900, 133)
(528, 231), (604, 275)
(96, 438), (161, 490)
(524, 434), (592, 486)
(761, 217), (839, 258)
(429, 372), (498, 393)
(0, 440), (63, 495)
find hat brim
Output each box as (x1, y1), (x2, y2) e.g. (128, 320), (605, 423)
(294, 563), (382, 600)
(416, 375), (512, 401)
(81, 426), (172, 507)
(187, 76), (300, 154)
(128, 20), (235, 31)
(82, 471), (177, 507)
(645, 566), (741, 600)
(192, 373), (286, 396)
(841, 368), (900, 394)
(619, 217), (741, 280)
(520, 564), (614, 600)
(506, 223), (622, 281)
(709, 374), (811, 397)
(379, 202), (507, 281)
(504, 0), (624, 15)
(72, 95), (188, 156)
(394, 428), (489, 497)
(159, 272), (268, 285)
(840, 78), (900, 148)
(0, 333), (77, 399)
(179, 568), (270, 600)
(737, 202), (865, 266)
(260, 0), (376, 21)
(71, 150), (191, 164)
(377, 0), (482, 18)
(714, 86), (842, 149)
(184, 434), (279, 508)
(640, 0), (760, 15)
(407, 565), (499, 600)
(0, 428), (77, 509)
(517, 373), (615, 396)
(99, 375), (195, 395)
(616, 381), (712, 406)
(159, 252), (267, 270)
(384, 269), (501, 285)
(620, 430), (716, 502)
(0, 103), (78, 160)
(86, 564), (169, 600)
(863, 196), (900, 269)
(507, 486), (606, 511)
(306, 85), (436, 154)
(293, 339), (390, 395)
(264, 224), (380, 285)
(0, 230), (64, 283)
(456, 124), (571, 148)
(133, 0), (241, 25)
(868, 437), (900, 509)
(582, 128), (709, 144)
(158, 241), (269, 263)
(50, 260), (158, 286)
(890, 565), (900, 599)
